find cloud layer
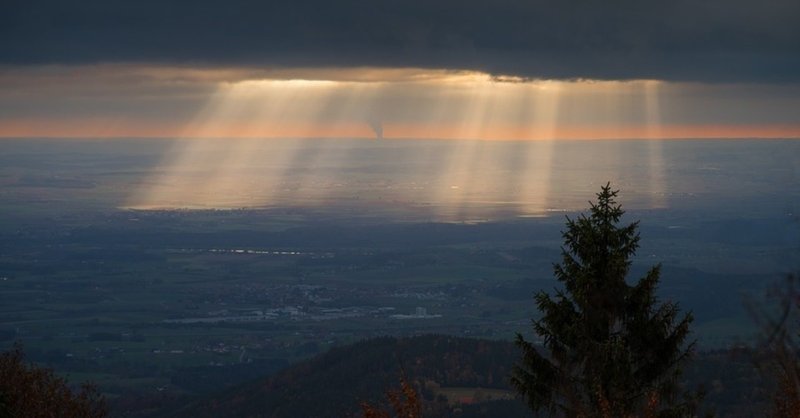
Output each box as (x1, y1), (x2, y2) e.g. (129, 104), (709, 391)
(2, 0), (799, 82)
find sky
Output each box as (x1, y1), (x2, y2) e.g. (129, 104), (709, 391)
(1, 0), (799, 140)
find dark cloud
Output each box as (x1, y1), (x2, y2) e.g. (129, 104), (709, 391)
(2, 0), (798, 82)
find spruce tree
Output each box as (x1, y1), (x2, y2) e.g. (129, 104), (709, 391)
(512, 184), (697, 417)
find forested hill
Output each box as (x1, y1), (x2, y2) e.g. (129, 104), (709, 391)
(171, 335), (527, 418)
(170, 335), (769, 418)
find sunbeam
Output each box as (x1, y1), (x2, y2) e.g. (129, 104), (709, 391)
(126, 72), (691, 217)
(644, 80), (668, 208)
(516, 81), (562, 215)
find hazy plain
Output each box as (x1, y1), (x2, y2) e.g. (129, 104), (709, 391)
(0, 137), (797, 413)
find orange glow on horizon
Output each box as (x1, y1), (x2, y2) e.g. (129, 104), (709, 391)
(2, 70), (800, 141)
(384, 123), (800, 141)
(1, 118), (800, 140)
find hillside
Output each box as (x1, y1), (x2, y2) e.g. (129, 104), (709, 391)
(171, 335), (528, 418)
(170, 335), (770, 418)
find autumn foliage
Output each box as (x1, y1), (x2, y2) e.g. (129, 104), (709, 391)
(0, 343), (107, 418)
(360, 374), (422, 418)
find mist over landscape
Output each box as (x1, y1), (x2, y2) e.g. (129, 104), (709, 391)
(2, 0), (800, 416)
(0, 137), (797, 416)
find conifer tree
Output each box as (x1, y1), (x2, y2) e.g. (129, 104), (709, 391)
(512, 184), (698, 417)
